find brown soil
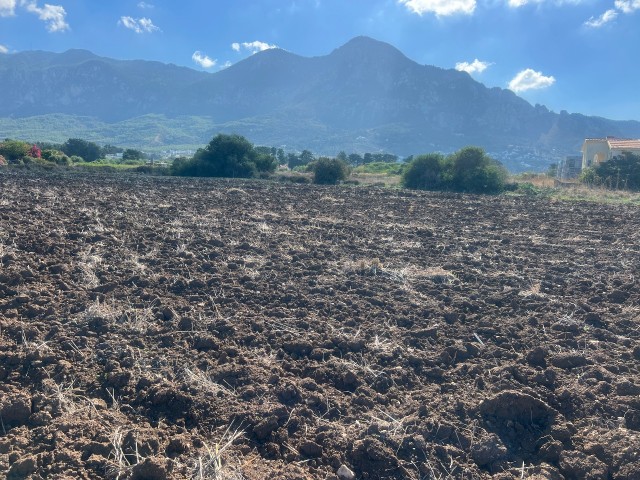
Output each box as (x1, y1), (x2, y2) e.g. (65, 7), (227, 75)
(1, 171), (639, 479)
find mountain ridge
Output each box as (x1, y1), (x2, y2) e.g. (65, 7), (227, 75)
(1, 35), (639, 171)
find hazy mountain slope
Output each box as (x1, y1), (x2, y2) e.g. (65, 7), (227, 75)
(0, 49), (208, 121)
(1, 36), (640, 171)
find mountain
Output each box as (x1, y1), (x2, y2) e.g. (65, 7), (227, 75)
(1, 36), (640, 171)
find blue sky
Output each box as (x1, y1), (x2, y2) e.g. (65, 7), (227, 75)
(1, 0), (639, 121)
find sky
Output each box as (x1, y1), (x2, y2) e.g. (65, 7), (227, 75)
(1, 0), (639, 121)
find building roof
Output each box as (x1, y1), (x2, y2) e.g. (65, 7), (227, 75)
(608, 139), (640, 150)
(582, 137), (640, 150)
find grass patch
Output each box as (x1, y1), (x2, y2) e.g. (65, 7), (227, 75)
(352, 162), (406, 176)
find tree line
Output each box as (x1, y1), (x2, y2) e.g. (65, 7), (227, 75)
(0, 138), (144, 165)
(171, 133), (509, 192)
(2, 133), (513, 193)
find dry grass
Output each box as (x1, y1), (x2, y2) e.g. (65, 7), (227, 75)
(190, 427), (246, 480)
(511, 173), (555, 188)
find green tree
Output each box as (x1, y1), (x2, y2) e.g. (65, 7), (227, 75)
(348, 153), (363, 166)
(313, 157), (350, 185)
(300, 150), (314, 165)
(122, 149), (144, 161)
(61, 138), (102, 162)
(171, 134), (276, 178)
(102, 144), (123, 156)
(287, 150), (314, 169)
(0, 139), (30, 162)
(401, 153), (446, 190)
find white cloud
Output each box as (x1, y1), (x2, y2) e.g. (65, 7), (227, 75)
(398, 0), (476, 16)
(584, 9), (618, 27)
(507, 0), (586, 6)
(118, 16), (160, 34)
(508, 68), (556, 92)
(584, 1), (639, 29)
(137, 1), (154, 8)
(21, 1), (69, 32)
(192, 51), (216, 69)
(455, 59), (492, 74)
(0, 44), (8, 53)
(615, 0), (640, 13)
(0, 0), (16, 16)
(231, 41), (278, 54)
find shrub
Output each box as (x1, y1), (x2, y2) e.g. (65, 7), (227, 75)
(28, 145), (42, 159)
(449, 146), (507, 194)
(579, 167), (599, 186)
(41, 149), (70, 165)
(587, 152), (640, 191)
(275, 173), (311, 184)
(133, 165), (169, 176)
(312, 157), (350, 185)
(0, 140), (30, 163)
(402, 147), (507, 194)
(401, 153), (446, 190)
(171, 134), (276, 178)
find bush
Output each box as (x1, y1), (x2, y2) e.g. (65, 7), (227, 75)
(275, 173), (311, 184)
(133, 165), (169, 176)
(402, 147), (507, 194)
(586, 152), (640, 190)
(0, 140), (30, 163)
(449, 146), (507, 194)
(401, 153), (446, 190)
(41, 149), (70, 165)
(579, 167), (599, 186)
(171, 134), (276, 178)
(312, 157), (350, 185)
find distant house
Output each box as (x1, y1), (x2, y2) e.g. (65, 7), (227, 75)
(582, 137), (640, 170)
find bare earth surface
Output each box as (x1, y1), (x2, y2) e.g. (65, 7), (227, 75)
(1, 171), (640, 479)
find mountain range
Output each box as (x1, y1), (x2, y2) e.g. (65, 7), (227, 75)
(1, 36), (639, 172)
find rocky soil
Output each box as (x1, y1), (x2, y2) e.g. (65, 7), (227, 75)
(1, 171), (639, 479)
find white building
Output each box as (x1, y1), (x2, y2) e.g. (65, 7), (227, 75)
(582, 137), (640, 170)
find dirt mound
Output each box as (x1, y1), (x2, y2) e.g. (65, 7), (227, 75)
(1, 171), (640, 479)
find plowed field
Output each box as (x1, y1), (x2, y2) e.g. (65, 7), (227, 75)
(1, 171), (639, 479)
